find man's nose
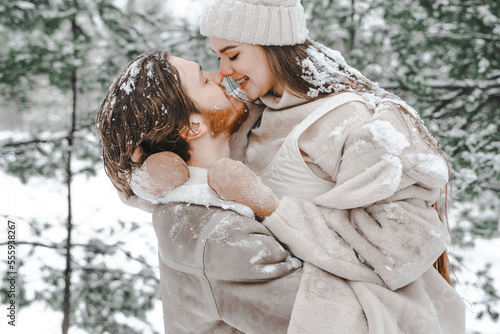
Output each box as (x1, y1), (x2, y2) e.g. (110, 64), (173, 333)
(205, 71), (223, 85)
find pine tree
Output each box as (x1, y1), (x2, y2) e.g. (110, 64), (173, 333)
(0, 1), (163, 332)
(2, 0), (498, 331)
(383, 0), (500, 321)
(304, 0), (393, 81)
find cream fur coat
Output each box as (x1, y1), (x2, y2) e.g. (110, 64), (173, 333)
(231, 91), (466, 334)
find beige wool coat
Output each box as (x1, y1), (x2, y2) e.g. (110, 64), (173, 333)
(231, 91), (466, 333)
(150, 168), (302, 333)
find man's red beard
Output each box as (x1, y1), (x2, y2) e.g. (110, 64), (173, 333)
(201, 99), (249, 139)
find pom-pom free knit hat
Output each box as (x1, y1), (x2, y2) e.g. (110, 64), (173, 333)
(200, 0), (309, 46)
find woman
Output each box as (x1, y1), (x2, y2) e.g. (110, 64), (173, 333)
(198, 0), (466, 333)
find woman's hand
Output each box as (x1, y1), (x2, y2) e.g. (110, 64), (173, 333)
(208, 158), (279, 220)
(130, 150), (190, 200)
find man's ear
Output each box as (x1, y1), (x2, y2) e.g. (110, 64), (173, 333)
(180, 114), (208, 140)
(131, 145), (145, 163)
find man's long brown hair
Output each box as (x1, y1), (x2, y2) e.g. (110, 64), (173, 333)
(96, 51), (200, 196)
(261, 40), (453, 285)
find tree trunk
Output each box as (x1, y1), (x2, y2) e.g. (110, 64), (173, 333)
(61, 69), (77, 334)
(62, 13), (79, 334)
(349, 0), (356, 53)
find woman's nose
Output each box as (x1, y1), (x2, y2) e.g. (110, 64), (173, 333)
(219, 59), (233, 77)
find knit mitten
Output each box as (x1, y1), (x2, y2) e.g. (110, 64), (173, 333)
(129, 150), (190, 202)
(208, 158), (279, 220)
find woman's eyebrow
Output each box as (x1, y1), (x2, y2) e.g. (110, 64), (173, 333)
(214, 45), (239, 54)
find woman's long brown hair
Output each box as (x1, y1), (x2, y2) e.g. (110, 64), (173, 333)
(433, 191), (453, 285)
(261, 40), (454, 285)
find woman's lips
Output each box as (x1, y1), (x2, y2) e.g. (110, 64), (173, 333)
(235, 76), (249, 88)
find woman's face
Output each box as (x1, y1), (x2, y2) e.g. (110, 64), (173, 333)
(210, 36), (282, 100)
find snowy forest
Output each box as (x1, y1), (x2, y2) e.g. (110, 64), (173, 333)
(0, 0), (499, 333)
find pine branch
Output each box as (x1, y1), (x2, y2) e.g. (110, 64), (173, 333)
(426, 31), (500, 42)
(0, 241), (60, 249)
(485, 184), (500, 192)
(381, 77), (500, 92)
(76, 123), (96, 132)
(2, 138), (61, 148)
(424, 79), (500, 90)
(74, 166), (98, 175)
(118, 246), (154, 267)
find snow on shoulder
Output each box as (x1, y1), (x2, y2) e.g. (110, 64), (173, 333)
(300, 41), (449, 188)
(131, 166), (255, 218)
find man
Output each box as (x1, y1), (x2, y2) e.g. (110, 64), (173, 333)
(96, 51), (301, 333)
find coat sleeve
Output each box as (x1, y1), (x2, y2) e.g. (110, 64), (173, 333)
(116, 188), (156, 213)
(203, 211), (302, 334)
(263, 101), (450, 291)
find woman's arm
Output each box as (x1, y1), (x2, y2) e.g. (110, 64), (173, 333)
(267, 103), (450, 290)
(209, 102), (451, 291)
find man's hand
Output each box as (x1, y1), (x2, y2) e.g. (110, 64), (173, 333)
(207, 158), (279, 220)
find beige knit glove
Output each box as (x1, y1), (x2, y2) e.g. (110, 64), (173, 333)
(129, 149), (190, 202)
(208, 158), (279, 220)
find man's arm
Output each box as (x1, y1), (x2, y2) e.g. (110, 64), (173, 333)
(116, 187), (156, 213)
(204, 212), (302, 334)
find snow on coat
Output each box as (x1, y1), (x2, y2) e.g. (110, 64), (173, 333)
(234, 90), (466, 334)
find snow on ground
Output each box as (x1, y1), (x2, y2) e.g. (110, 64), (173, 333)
(454, 239), (500, 334)
(0, 169), (162, 334)
(1, 168), (499, 333)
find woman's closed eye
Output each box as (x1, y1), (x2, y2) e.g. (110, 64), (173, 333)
(229, 53), (239, 61)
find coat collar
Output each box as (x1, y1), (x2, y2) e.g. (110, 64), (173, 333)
(158, 167), (255, 218)
(260, 90), (310, 110)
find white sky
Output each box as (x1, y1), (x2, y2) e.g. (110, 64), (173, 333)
(115, 0), (204, 24)
(170, 0), (203, 23)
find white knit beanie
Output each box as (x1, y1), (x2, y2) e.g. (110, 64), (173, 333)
(200, 0), (309, 46)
